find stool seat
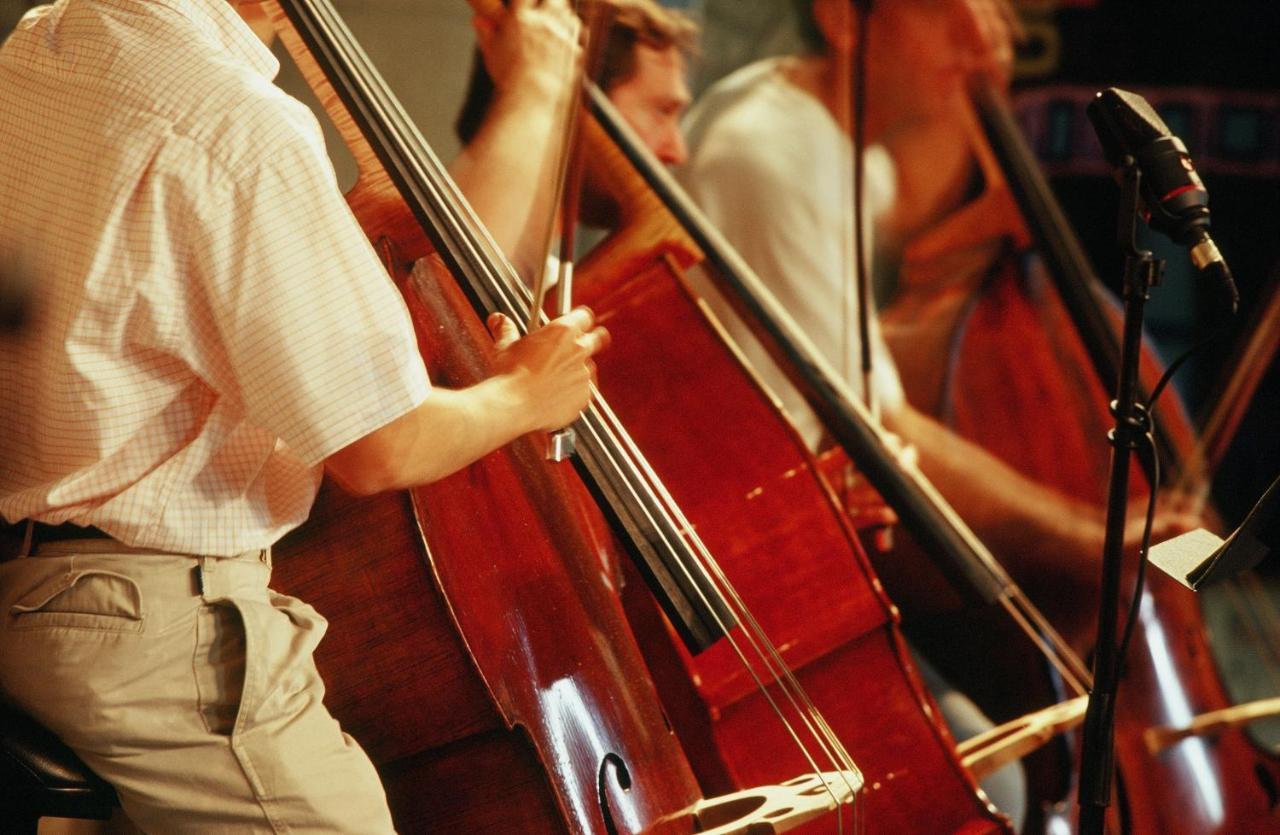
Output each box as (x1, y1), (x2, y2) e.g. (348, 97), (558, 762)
(0, 703), (117, 821)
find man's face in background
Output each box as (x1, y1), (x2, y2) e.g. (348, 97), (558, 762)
(607, 43), (692, 166)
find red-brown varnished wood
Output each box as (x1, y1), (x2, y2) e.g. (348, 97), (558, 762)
(274, 253), (709, 833)
(266, 2), (715, 831)
(273, 245), (709, 835)
(577, 225), (1009, 831)
(404, 256), (707, 834)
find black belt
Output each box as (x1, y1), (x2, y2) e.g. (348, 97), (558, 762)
(29, 522), (111, 547)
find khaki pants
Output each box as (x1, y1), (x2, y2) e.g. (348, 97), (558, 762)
(0, 540), (395, 834)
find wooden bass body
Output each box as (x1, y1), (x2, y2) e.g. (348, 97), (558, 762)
(575, 116), (1009, 834)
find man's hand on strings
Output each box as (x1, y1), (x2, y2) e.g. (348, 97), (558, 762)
(473, 0), (581, 98)
(488, 307), (610, 432)
(325, 306), (605, 494)
(835, 468), (899, 544)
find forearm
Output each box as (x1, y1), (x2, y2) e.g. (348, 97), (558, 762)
(889, 405), (1106, 583)
(326, 376), (536, 494)
(450, 79), (566, 281)
(326, 308), (602, 495)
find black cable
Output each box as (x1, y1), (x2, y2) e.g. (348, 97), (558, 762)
(1114, 301), (1234, 663)
(1144, 324), (1231, 413)
(1117, 421), (1159, 665)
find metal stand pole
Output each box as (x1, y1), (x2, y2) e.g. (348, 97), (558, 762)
(1077, 157), (1164, 834)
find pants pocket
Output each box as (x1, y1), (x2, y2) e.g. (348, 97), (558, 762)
(9, 569), (144, 633)
(194, 591), (328, 739)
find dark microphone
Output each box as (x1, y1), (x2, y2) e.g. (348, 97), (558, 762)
(1087, 87), (1239, 312)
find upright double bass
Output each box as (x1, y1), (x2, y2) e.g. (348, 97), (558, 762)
(561, 72), (1110, 832)
(557, 52), (1117, 832)
(261, 0), (863, 831)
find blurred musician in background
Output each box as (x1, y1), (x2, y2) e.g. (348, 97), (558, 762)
(675, 1), (1208, 826)
(453, 0), (696, 278)
(679, 0), (1202, 643)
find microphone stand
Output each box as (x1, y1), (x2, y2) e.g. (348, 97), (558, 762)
(1077, 155), (1164, 834)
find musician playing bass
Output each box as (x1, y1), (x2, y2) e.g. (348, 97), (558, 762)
(454, 0), (697, 281)
(0, 0), (605, 830)
(679, 0), (1203, 645)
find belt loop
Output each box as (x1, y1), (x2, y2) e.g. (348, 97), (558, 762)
(198, 552), (269, 602)
(198, 555), (216, 602)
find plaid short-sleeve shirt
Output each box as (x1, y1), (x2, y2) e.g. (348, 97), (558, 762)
(0, 0), (431, 555)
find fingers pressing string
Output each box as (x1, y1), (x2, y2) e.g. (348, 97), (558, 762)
(487, 312), (522, 350)
(576, 325), (611, 356)
(557, 305), (596, 335)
